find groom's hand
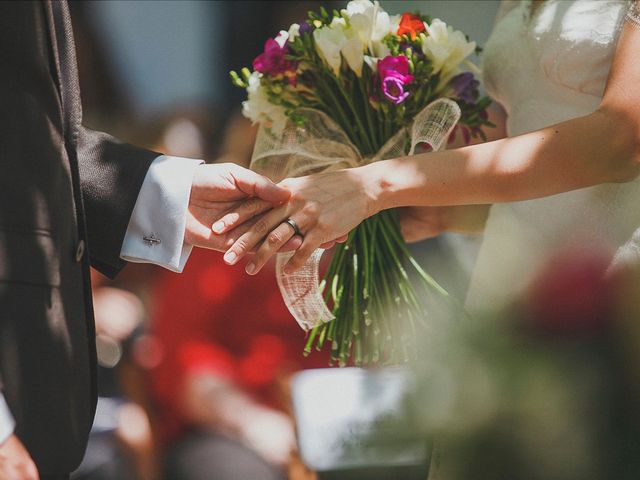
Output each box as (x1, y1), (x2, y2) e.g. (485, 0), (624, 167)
(0, 434), (39, 480)
(184, 163), (294, 252)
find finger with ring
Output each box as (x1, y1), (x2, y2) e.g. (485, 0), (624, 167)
(245, 220), (302, 275)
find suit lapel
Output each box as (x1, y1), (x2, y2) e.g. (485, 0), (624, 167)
(41, 0), (64, 110)
(43, 0), (81, 145)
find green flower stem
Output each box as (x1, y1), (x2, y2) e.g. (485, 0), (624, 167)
(380, 213), (450, 297)
(354, 334), (363, 366)
(351, 249), (360, 336)
(330, 75), (376, 155)
(304, 327), (319, 355)
(375, 245), (395, 343)
(319, 77), (369, 149)
(358, 74), (381, 150)
(375, 106), (385, 147)
(323, 250), (343, 303)
(327, 311), (338, 342)
(314, 76), (364, 147)
(378, 223), (411, 283)
(359, 225), (372, 301)
(338, 281), (353, 366)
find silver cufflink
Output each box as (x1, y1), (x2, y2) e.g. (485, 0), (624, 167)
(143, 233), (161, 246)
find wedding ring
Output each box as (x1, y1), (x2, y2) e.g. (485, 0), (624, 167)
(283, 218), (303, 238)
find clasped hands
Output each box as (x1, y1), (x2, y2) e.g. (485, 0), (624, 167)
(189, 163), (450, 276)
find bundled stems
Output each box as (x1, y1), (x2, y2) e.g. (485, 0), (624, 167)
(305, 209), (458, 366)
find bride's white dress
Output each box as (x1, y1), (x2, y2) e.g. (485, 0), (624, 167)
(465, 0), (640, 313)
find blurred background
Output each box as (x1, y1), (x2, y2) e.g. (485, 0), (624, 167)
(67, 2), (640, 480)
(74, 1), (498, 133)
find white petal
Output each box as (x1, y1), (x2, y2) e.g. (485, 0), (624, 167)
(275, 30), (289, 48)
(314, 26), (347, 76)
(288, 23), (300, 42)
(342, 34), (364, 76)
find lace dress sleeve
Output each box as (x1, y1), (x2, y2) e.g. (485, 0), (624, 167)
(627, 1), (640, 28)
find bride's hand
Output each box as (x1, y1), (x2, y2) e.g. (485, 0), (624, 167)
(400, 204), (491, 242)
(398, 206), (449, 243)
(211, 167), (379, 275)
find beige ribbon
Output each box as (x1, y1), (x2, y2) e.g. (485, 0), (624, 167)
(251, 98), (461, 331)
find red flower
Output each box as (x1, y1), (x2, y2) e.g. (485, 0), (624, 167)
(525, 249), (615, 337)
(397, 13), (426, 40)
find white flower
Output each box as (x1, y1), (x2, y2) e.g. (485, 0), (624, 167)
(275, 30), (289, 48)
(288, 23), (300, 42)
(315, 1), (396, 77)
(341, 33), (365, 76)
(313, 17), (363, 76)
(344, 0), (375, 43)
(342, 0), (393, 61)
(421, 19), (476, 79)
(314, 18), (347, 76)
(242, 72), (288, 135)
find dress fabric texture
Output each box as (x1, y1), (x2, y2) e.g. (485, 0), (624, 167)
(465, 0), (640, 313)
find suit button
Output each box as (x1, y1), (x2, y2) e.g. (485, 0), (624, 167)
(75, 240), (85, 262)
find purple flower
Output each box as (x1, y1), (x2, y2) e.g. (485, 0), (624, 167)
(378, 56), (414, 104)
(253, 38), (296, 77)
(299, 21), (313, 35)
(450, 72), (479, 104)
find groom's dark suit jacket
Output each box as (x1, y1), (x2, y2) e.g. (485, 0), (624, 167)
(0, 1), (158, 474)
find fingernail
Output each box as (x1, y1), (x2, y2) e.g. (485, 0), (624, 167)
(212, 221), (225, 234)
(245, 263), (256, 275)
(224, 251), (237, 264)
(283, 266), (291, 275)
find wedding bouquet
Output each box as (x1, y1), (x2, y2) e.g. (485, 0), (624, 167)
(231, 1), (492, 366)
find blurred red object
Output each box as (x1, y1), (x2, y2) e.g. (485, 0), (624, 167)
(146, 248), (328, 444)
(525, 248), (616, 336)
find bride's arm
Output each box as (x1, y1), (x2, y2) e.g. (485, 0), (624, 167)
(216, 17), (640, 274)
(373, 16), (640, 210)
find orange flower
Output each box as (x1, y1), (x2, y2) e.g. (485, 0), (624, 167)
(397, 13), (426, 40)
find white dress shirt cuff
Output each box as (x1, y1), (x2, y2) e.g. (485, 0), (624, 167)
(0, 394), (15, 445)
(120, 155), (203, 273)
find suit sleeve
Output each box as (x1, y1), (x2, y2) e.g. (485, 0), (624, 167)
(76, 127), (158, 278)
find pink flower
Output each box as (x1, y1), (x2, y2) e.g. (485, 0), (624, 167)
(378, 56), (414, 104)
(253, 38), (296, 78)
